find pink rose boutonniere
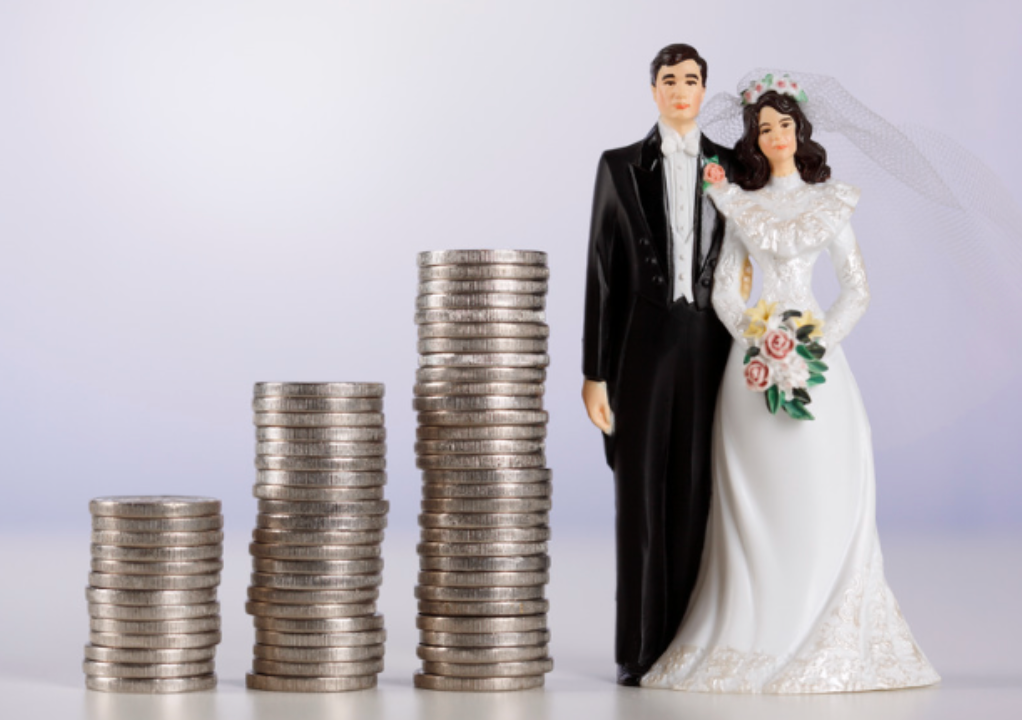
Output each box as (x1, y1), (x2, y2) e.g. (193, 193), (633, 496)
(701, 155), (726, 192)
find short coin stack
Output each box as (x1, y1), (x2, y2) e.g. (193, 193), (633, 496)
(413, 249), (554, 691)
(246, 382), (388, 693)
(84, 496), (223, 693)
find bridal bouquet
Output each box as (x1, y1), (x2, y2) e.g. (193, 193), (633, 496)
(742, 300), (828, 421)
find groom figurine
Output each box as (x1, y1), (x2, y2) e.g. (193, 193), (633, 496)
(581, 43), (741, 685)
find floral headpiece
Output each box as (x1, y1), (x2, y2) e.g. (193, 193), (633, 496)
(741, 73), (808, 106)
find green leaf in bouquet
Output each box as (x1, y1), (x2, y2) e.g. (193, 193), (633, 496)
(783, 399), (815, 421)
(807, 360), (829, 373)
(806, 341), (826, 359)
(766, 385), (780, 414)
(796, 325), (816, 342)
(744, 346), (760, 365)
(807, 373), (826, 387)
(781, 310), (803, 321)
(796, 345), (814, 360)
(793, 387), (812, 404)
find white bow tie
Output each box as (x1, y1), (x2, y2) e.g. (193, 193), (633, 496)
(661, 131), (700, 158)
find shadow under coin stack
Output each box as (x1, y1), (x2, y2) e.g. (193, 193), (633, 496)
(246, 382), (388, 693)
(84, 496), (223, 693)
(413, 250), (554, 692)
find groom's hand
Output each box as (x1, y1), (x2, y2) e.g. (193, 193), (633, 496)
(582, 379), (614, 435)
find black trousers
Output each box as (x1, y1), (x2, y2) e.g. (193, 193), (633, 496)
(607, 294), (732, 675)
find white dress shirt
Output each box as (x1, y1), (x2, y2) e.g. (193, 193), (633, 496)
(658, 120), (701, 303)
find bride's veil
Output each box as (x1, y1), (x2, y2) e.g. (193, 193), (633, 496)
(701, 69), (1022, 443)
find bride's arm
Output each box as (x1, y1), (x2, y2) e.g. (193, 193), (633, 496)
(822, 223), (870, 349)
(712, 223), (750, 344)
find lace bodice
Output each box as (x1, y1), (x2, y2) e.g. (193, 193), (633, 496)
(709, 174), (869, 349)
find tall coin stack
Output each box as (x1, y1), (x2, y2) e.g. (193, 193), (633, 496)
(413, 250), (554, 692)
(84, 496), (223, 693)
(246, 382), (388, 693)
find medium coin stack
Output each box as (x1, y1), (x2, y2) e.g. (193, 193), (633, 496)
(84, 496), (223, 694)
(246, 382), (388, 693)
(413, 249), (554, 692)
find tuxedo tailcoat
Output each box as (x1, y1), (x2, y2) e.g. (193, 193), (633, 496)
(582, 125), (734, 676)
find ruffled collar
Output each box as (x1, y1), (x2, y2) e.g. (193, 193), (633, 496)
(767, 172), (805, 192)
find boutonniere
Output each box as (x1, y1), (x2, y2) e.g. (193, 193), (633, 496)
(701, 155), (726, 191)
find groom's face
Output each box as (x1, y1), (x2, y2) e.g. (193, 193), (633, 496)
(652, 60), (706, 127)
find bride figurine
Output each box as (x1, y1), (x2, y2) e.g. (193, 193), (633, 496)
(641, 74), (941, 693)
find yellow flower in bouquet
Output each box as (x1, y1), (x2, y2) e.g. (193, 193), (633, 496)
(792, 310), (824, 338)
(743, 299), (776, 339)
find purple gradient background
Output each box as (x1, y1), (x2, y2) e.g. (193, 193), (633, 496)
(1, 0), (1019, 535)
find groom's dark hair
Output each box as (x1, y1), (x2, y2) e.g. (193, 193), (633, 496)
(650, 44), (707, 87)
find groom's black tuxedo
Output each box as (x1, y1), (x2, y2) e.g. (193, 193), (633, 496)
(583, 125), (734, 676)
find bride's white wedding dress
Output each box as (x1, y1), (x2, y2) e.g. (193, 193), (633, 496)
(641, 173), (940, 694)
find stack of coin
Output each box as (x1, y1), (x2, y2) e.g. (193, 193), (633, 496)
(413, 250), (553, 691)
(84, 496), (223, 693)
(246, 382), (388, 693)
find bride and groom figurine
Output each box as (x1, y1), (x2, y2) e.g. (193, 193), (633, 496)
(581, 43), (940, 693)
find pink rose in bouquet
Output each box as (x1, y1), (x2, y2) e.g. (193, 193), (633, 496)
(744, 358), (771, 392)
(763, 329), (795, 360)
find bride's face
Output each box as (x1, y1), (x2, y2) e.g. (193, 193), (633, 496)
(757, 106), (797, 170)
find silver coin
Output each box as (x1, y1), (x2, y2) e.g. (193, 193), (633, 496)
(416, 455), (546, 471)
(418, 511), (548, 529)
(416, 541), (547, 557)
(419, 353), (549, 369)
(90, 530), (224, 548)
(250, 572), (382, 590)
(256, 630), (386, 648)
(419, 339), (549, 359)
(254, 485), (384, 502)
(416, 367), (545, 383)
(416, 645), (548, 664)
(88, 631), (221, 650)
(256, 514), (387, 531)
(251, 658), (384, 678)
(418, 263), (550, 281)
(422, 468), (552, 484)
(90, 496), (221, 519)
(91, 516), (223, 533)
(90, 559), (224, 576)
(88, 573), (220, 591)
(417, 599), (549, 616)
(252, 557), (384, 575)
(417, 410), (548, 427)
(414, 585), (544, 602)
(252, 529), (385, 546)
(247, 586), (379, 605)
(256, 441), (386, 458)
(89, 544), (223, 562)
(253, 644), (385, 663)
(245, 601), (378, 619)
(413, 672), (543, 691)
(257, 499), (389, 516)
(88, 602), (220, 622)
(418, 322), (549, 339)
(89, 617), (220, 635)
(417, 250), (547, 266)
(83, 645), (216, 664)
(254, 412), (384, 427)
(420, 498), (552, 513)
(413, 396), (543, 412)
(85, 674), (217, 693)
(417, 571), (549, 588)
(252, 397), (383, 413)
(416, 309), (546, 325)
(257, 456), (386, 472)
(419, 630), (550, 648)
(252, 614), (385, 633)
(422, 483), (551, 499)
(416, 294), (545, 311)
(256, 470), (387, 488)
(418, 555), (549, 572)
(416, 615), (547, 633)
(83, 660), (216, 679)
(415, 439), (544, 455)
(86, 587), (218, 606)
(257, 426), (386, 442)
(418, 527), (550, 543)
(414, 382), (543, 397)
(254, 382), (384, 398)
(418, 279), (547, 295)
(420, 659), (553, 678)
(249, 542), (380, 561)
(245, 673), (376, 692)
(417, 425), (546, 441)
